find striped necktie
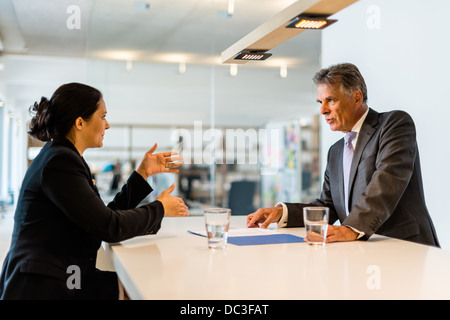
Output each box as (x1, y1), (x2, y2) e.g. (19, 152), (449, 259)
(343, 131), (357, 215)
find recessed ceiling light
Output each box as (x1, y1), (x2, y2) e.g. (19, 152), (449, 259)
(286, 15), (337, 30)
(234, 50), (272, 61)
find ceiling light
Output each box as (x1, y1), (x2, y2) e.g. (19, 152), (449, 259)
(222, 0), (357, 64)
(179, 61), (186, 74)
(280, 63), (287, 78)
(126, 59), (133, 71)
(234, 50), (272, 61)
(229, 64), (238, 77)
(285, 15), (337, 30)
(228, 0), (234, 17)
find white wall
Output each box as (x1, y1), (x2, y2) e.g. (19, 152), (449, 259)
(320, 0), (450, 249)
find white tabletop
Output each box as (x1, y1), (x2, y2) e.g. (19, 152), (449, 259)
(103, 215), (450, 300)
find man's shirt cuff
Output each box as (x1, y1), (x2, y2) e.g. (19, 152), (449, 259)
(275, 202), (288, 228)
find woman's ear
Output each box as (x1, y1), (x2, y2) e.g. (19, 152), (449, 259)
(74, 116), (84, 131)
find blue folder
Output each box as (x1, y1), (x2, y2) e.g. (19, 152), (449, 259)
(227, 234), (304, 246)
(188, 230), (303, 246)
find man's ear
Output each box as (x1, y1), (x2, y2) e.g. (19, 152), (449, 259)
(353, 90), (363, 106)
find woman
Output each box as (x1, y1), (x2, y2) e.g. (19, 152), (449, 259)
(0, 83), (189, 299)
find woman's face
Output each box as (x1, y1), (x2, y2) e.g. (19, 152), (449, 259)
(83, 98), (110, 149)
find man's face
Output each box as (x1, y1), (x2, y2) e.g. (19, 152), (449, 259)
(316, 83), (361, 133)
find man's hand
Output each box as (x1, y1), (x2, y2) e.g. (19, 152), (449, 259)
(325, 225), (358, 243)
(246, 206), (283, 229)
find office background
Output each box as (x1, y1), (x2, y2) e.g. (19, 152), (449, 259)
(0, 0), (449, 252)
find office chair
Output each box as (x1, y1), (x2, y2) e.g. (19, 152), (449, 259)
(227, 180), (256, 215)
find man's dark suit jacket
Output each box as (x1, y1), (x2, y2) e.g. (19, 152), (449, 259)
(285, 108), (440, 247)
(0, 138), (165, 299)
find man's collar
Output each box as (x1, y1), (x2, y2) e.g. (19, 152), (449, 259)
(351, 107), (369, 133)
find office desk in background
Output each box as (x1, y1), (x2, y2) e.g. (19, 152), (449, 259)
(103, 216), (450, 300)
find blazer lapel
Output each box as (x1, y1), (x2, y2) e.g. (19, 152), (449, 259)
(348, 108), (379, 198)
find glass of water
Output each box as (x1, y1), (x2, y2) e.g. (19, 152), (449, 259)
(204, 208), (231, 250)
(303, 207), (329, 246)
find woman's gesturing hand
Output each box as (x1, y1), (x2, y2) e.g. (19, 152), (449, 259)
(157, 184), (189, 217)
(136, 143), (183, 180)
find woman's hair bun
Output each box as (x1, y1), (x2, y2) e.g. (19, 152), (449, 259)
(28, 96), (54, 141)
(28, 83), (102, 142)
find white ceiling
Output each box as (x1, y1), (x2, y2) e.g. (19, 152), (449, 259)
(0, 0), (325, 127)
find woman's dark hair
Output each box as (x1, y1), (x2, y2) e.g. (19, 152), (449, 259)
(28, 83), (102, 142)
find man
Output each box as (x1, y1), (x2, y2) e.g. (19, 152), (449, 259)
(247, 63), (440, 247)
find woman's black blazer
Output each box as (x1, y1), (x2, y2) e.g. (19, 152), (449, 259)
(0, 138), (164, 299)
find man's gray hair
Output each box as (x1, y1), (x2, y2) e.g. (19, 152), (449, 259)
(313, 63), (368, 103)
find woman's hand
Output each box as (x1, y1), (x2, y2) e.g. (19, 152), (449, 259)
(136, 143), (183, 180)
(157, 184), (189, 217)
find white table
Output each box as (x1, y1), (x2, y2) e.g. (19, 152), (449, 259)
(103, 215), (450, 300)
